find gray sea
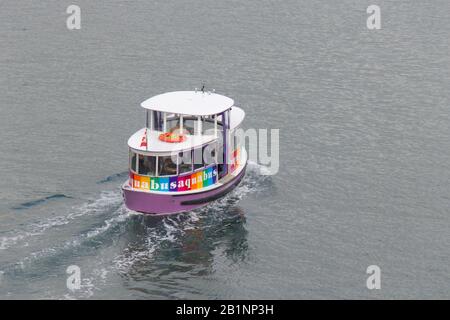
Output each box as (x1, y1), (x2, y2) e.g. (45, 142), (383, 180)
(1, 0), (449, 299)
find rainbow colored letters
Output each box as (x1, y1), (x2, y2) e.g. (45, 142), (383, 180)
(130, 166), (218, 192)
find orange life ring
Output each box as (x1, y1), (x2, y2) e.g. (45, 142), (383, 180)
(158, 132), (187, 143)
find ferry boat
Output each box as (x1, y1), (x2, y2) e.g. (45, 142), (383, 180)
(122, 90), (247, 214)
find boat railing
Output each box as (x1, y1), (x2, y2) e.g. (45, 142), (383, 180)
(147, 111), (223, 138)
(129, 142), (220, 179)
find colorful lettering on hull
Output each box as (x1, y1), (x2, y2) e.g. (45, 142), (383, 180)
(131, 174), (150, 190)
(130, 166), (218, 192)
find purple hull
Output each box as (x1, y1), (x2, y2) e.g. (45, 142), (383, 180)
(122, 165), (246, 215)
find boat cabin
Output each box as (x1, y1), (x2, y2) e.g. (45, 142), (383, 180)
(126, 91), (245, 194)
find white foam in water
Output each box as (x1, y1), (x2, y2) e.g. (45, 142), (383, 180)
(0, 233), (35, 250)
(113, 244), (157, 273)
(17, 203), (134, 269)
(3, 163), (268, 252)
(85, 207), (130, 238)
(62, 277), (97, 300)
(3, 191), (130, 277)
(5, 164), (270, 298)
(247, 160), (272, 175)
(111, 214), (195, 274)
(110, 166), (271, 276)
(0, 191), (123, 251)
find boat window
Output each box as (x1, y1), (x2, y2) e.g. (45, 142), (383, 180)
(217, 141), (225, 177)
(165, 115), (193, 135)
(202, 115), (216, 135)
(138, 154), (156, 176)
(178, 151), (192, 174)
(203, 143), (216, 166)
(165, 116), (177, 131)
(194, 116), (202, 135)
(183, 118), (195, 135)
(193, 147), (204, 171)
(130, 150), (137, 172)
(215, 134), (224, 164)
(158, 155), (178, 176)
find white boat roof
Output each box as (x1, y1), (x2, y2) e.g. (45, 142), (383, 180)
(141, 91), (234, 116)
(229, 106), (245, 130)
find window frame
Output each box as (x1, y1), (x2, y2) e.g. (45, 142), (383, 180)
(177, 150), (193, 175)
(137, 153), (157, 176)
(130, 141), (219, 178)
(157, 154), (179, 177)
(130, 149), (138, 173)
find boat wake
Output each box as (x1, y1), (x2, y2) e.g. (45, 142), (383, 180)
(0, 191), (123, 251)
(11, 194), (72, 210)
(0, 161), (272, 299)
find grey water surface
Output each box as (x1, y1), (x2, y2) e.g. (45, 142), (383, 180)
(0, 0), (449, 299)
